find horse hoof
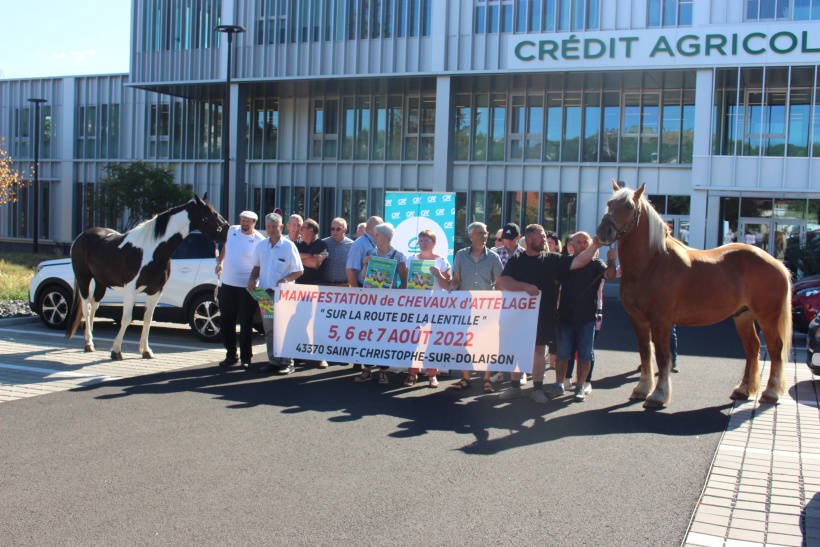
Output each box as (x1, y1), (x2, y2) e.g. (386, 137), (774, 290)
(84, 345), (95, 353)
(729, 389), (749, 401)
(643, 399), (666, 408)
(142, 351), (154, 359)
(110, 351), (123, 361)
(629, 389), (648, 400)
(759, 391), (780, 404)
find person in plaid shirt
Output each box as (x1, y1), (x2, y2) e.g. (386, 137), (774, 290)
(492, 222), (523, 266)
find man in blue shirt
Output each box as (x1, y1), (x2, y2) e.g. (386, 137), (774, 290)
(345, 216), (383, 287)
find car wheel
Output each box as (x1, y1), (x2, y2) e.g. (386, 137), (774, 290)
(38, 285), (72, 330)
(188, 293), (221, 343)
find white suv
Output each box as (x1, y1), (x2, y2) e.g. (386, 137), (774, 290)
(28, 232), (227, 342)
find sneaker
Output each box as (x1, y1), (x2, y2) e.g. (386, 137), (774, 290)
(499, 386), (524, 400)
(490, 372), (504, 383)
(574, 384), (586, 401)
(530, 389), (549, 404)
(671, 362), (680, 373)
(519, 373), (528, 387)
(583, 382), (592, 394)
(279, 362), (295, 375)
(563, 378), (572, 390)
(240, 360), (251, 370)
(318, 361), (329, 368)
(544, 383), (565, 399)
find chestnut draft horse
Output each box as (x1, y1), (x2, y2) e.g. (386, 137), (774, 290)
(67, 196), (229, 360)
(597, 181), (792, 408)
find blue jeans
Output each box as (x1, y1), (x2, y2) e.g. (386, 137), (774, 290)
(557, 321), (596, 363)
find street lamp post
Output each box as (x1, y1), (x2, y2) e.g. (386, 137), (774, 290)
(27, 98), (47, 254)
(214, 24), (245, 221)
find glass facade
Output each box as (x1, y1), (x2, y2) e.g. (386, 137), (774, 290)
(256, 0), (431, 44)
(745, 0), (820, 20)
(476, 0), (601, 33)
(143, 0), (223, 52)
(647, 0), (693, 27)
(454, 71), (694, 164)
(310, 79), (434, 161)
(713, 66), (820, 157)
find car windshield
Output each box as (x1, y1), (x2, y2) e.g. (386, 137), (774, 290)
(172, 232), (217, 260)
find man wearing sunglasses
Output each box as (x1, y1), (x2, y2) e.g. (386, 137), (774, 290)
(323, 218), (354, 288)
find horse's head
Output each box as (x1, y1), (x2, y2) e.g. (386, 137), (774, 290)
(597, 180), (645, 245)
(188, 195), (229, 243)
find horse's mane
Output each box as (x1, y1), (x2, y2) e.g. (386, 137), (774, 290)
(612, 187), (669, 254)
(126, 203), (189, 249)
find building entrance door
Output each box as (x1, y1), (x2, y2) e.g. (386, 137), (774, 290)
(665, 216), (691, 245)
(739, 219), (805, 259)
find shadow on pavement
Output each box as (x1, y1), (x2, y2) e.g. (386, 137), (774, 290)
(72, 361), (733, 455)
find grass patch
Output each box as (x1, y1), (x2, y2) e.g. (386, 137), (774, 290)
(0, 252), (69, 301)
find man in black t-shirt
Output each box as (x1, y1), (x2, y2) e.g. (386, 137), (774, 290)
(296, 218), (330, 368)
(497, 224), (604, 403)
(553, 232), (616, 401)
(296, 219), (329, 285)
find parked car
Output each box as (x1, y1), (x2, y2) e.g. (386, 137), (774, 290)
(28, 232), (228, 342)
(807, 315), (820, 375)
(792, 275), (820, 333)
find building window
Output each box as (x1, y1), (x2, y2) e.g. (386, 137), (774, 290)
(257, 0), (288, 44)
(509, 95), (543, 160)
(475, 0), (513, 34)
(405, 96), (435, 160)
(647, 0), (693, 27)
(149, 103), (170, 158)
(713, 66), (820, 158)
(745, 0), (820, 20)
(249, 97), (279, 159)
(145, 0), (222, 51)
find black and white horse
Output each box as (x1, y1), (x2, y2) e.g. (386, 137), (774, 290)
(67, 195), (229, 360)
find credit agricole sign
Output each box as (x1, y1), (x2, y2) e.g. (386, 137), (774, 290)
(509, 24), (820, 69)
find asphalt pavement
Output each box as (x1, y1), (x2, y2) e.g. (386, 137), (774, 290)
(0, 300), (816, 546)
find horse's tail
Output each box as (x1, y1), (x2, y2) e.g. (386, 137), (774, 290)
(66, 279), (83, 340)
(777, 272), (793, 365)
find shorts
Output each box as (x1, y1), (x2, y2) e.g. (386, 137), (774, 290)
(535, 321), (555, 348)
(556, 321), (596, 362)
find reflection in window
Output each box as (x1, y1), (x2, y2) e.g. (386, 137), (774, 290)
(559, 192), (577, 242)
(714, 66), (820, 158)
(719, 197), (740, 245)
(250, 97), (279, 160)
(455, 94), (472, 161)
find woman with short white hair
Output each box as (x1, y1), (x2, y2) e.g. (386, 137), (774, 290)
(355, 222), (408, 384)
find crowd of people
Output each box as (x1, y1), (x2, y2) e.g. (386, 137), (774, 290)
(215, 210), (629, 403)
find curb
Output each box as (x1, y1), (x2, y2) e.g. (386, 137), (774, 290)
(0, 315), (40, 327)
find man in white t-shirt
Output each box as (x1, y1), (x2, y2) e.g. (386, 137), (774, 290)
(215, 211), (265, 369)
(248, 213), (303, 374)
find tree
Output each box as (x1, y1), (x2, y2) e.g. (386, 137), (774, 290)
(90, 161), (193, 231)
(0, 137), (29, 206)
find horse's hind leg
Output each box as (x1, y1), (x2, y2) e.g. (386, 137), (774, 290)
(83, 280), (106, 352)
(629, 317), (655, 401)
(730, 309), (761, 401)
(759, 318), (787, 404)
(110, 290), (136, 361)
(139, 292), (161, 359)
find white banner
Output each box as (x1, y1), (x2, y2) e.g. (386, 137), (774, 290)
(272, 286), (541, 372)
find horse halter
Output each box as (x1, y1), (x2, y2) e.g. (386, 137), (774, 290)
(602, 200), (641, 242)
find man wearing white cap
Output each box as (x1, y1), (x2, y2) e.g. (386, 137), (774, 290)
(215, 211), (265, 369)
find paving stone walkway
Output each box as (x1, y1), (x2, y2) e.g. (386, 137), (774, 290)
(684, 340), (819, 547)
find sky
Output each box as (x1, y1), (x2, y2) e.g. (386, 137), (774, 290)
(0, 0), (131, 79)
